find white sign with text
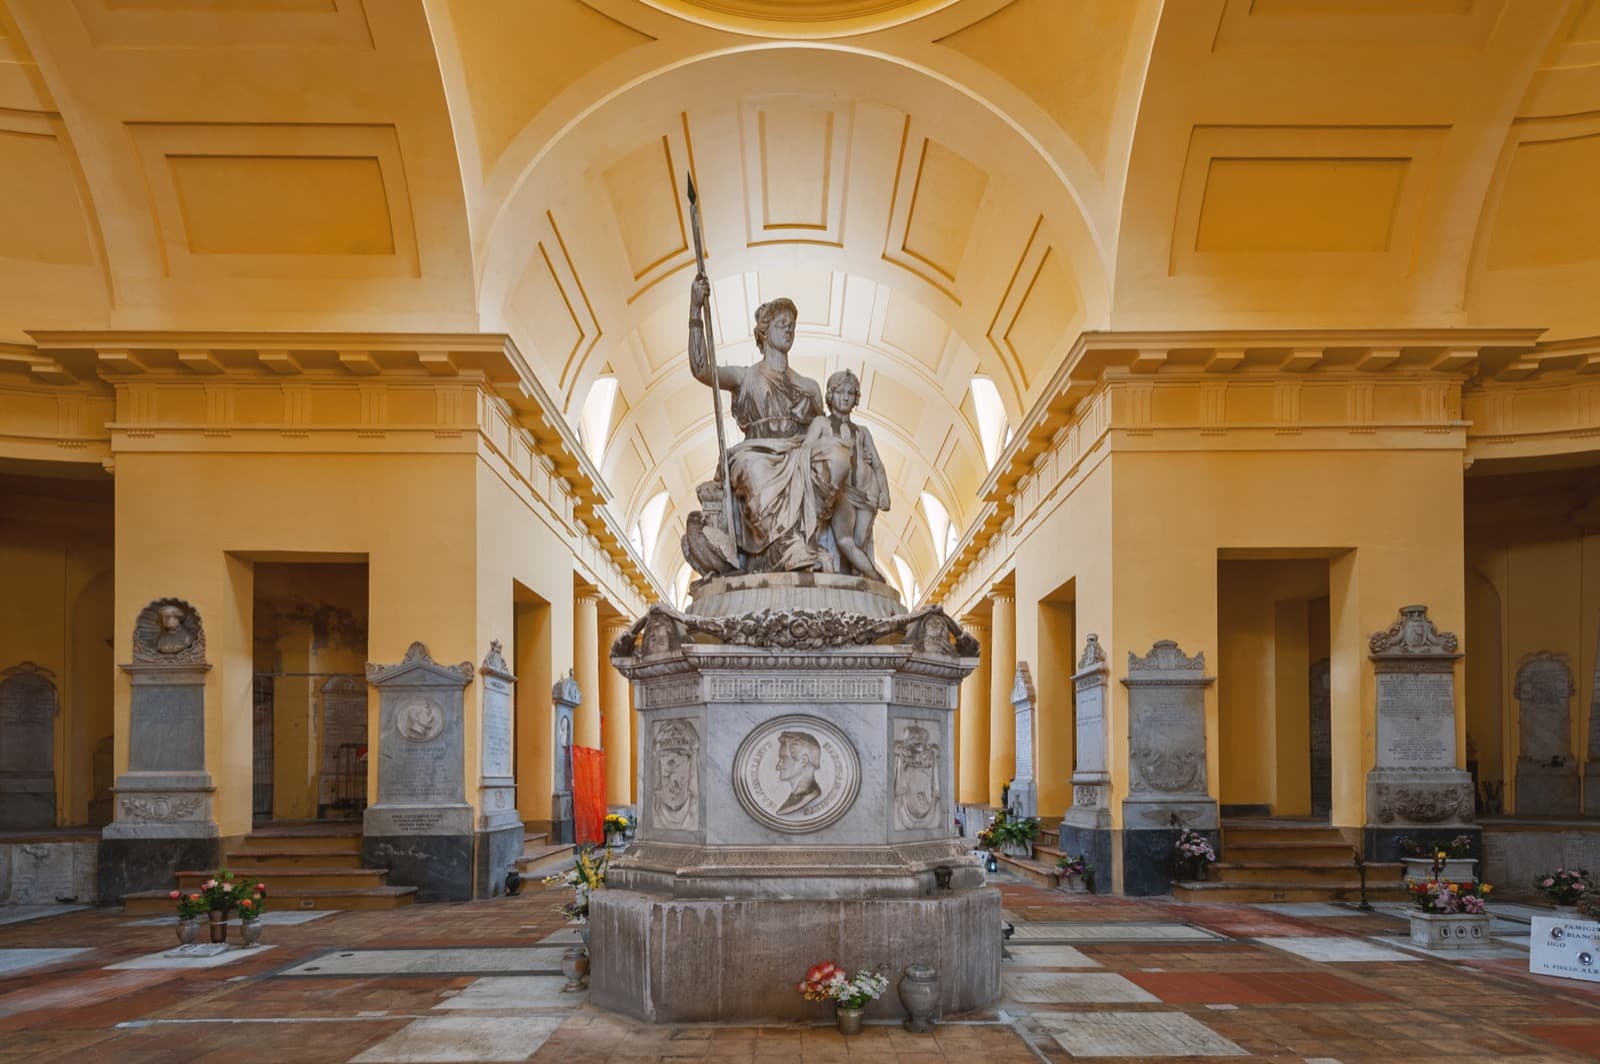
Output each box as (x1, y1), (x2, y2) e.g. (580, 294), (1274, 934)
(1530, 917), (1600, 983)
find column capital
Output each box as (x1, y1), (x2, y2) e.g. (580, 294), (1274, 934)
(576, 591), (601, 607)
(987, 590), (1015, 606)
(962, 615), (991, 632)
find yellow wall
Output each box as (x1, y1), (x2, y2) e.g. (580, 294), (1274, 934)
(113, 450), (480, 837)
(1035, 590), (1076, 819)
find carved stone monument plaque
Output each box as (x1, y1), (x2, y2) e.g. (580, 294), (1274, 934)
(733, 715), (861, 834)
(476, 640), (521, 896)
(100, 598), (220, 902)
(551, 672), (579, 845)
(319, 675), (366, 813)
(892, 718), (942, 831)
(1585, 626), (1600, 816)
(1063, 634), (1112, 834)
(1120, 640), (1217, 896)
(1365, 605), (1475, 859)
(1008, 662), (1038, 818)
(361, 642), (475, 902)
(0, 662), (59, 829)
(1515, 651), (1578, 815)
(650, 717), (700, 834)
(1310, 657), (1332, 818)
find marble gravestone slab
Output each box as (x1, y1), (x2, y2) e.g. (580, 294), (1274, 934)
(1516, 653), (1578, 816)
(477, 641), (519, 835)
(318, 676), (366, 807)
(1009, 663), (1037, 818)
(1121, 641), (1216, 830)
(0, 663), (59, 829)
(550, 672), (579, 845)
(362, 642), (474, 903)
(1365, 606), (1475, 837)
(1064, 634), (1111, 833)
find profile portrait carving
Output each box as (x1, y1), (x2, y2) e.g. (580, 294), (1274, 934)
(733, 715), (860, 834)
(132, 598), (206, 665)
(651, 718), (700, 831)
(395, 697), (445, 743)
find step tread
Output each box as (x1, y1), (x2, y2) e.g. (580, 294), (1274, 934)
(223, 848), (363, 859)
(1175, 879), (1411, 891)
(1214, 861), (1404, 870)
(177, 868), (386, 878)
(126, 884), (417, 900)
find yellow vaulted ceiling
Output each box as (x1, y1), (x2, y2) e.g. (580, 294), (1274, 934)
(1, 0), (1598, 592)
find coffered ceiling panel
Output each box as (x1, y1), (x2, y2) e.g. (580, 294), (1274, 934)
(502, 211), (601, 399)
(741, 96), (851, 247)
(70, 0), (374, 50)
(882, 125), (987, 300)
(0, 125), (94, 266)
(603, 135), (690, 284)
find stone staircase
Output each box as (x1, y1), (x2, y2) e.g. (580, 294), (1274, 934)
(1172, 820), (1408, 904)
(993, 825), (1064, 887)
(122, 823), (416, 913)
(515, 828), (575, 884)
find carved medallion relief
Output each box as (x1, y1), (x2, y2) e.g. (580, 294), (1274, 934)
(651, 718), (700, 831)
(892, 719), (940, 830)
(733, 715), (860, 834)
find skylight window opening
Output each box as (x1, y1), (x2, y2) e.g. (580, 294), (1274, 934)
(892, 554), (922, 608)
(970, 377), (1009, 471)
(636, 491), (670, 570)
(578, 375), (619, 463)
(920, 493), (952, 565)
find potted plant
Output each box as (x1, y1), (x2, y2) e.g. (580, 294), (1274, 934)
(602, 812), (634, 850)
(798, 961), (890, 1036)
(1408, 877), (1492, 949)
(1535, 868), (1590, 914)
(1172, 829), (1217, 881)
(987, 815), (1040, 859)
(1055, 854), (1093, 893)
(1396, 834), (1476, 884)
(168, 889), (207, 945)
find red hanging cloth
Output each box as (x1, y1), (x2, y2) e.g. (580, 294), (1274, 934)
(572, 745), (607, 847)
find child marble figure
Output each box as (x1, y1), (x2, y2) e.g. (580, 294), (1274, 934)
(804, 369), (891, 582)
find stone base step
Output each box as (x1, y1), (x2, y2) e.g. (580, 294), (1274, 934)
(177, 867), (389, 892)
(236, 830), (363, 853)
(1223, 826), (1347, 845)
(1210, 861), (1403, 885)
(1224, 842), (1358, 863)
(1171, 880), (1411, 904)
(220, 848), (363, 870)
(517, 843), (575, 881)
(994, 852), (1059, 888)
(124, 884), (415, 914)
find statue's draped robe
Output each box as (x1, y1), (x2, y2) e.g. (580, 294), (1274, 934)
(726, 365), (824, 561)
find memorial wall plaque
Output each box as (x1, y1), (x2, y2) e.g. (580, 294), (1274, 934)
(0, 662), (59, 829)
(319, 675), (366, 809)
(551, 671), (580, 844)
(1516, 652), (1579, 816)
(1310, 657), (1332, 817)
(1064, 634), (1112, 833)
(363, 642), (473, 837)
(1365, 605), (1475, 838)
(1009, 662), (1038, 817)
(477, 640), (519, 835)
(1120, 639), (1217, 832)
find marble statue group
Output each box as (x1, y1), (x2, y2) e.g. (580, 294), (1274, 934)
(681, 273), (892, 583)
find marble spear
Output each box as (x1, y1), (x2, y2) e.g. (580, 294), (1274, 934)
(686, 172), (742, 548)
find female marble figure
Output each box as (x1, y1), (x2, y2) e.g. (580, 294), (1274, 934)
(689, 274), (826, 572)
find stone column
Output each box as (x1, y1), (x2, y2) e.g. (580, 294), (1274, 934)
(601, 619), (633, 805)
(957, 617), (990, 806)
(361, 642), (475, 902)
(476, 640), (521, 897)
(1119, 640), (1217, 896)
(987, 593), (1016, 807)
(1060, 634), (1112, 886)
(574, 593), (601, 749)
(99, 598), (220, 901)
(1363, 605), (1476, 859)
(551, 672), (580, 844)
(1009, 663), (1037, 817)
(1514, 652), (1578, 815)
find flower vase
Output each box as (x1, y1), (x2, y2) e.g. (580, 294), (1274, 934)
(897, 964), (939, 1033)
(240, 920), (263, 948)
(175, 917), (197, 946)
(561, 947), (589, 992)
(208, 909), (228, 944)
(835, 1005), (864, 1036)
(1062, 873), (1088, 893)
(999, 841), (1032, 859)
(1194, 861), (1208, 882)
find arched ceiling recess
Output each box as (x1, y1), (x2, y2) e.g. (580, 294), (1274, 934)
(467, 43), (1114, 588)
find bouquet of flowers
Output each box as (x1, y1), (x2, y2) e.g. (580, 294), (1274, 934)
(1411, 878), (1491, 914)
(169, 889), (208, 919)
(1055, 854), (1092, 877)
(197, 869), (264, 913)
(1535, 868), (1590, 906)
(236, 882), (267, 922)
(797, 961), (890, 1010)
(1174, 829), (1216, 864)
(1396, 834), (1473, 859)
(603, 813), (633, 838)
(543, 845), (608, 923)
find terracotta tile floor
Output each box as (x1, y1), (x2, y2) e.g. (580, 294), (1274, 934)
(0, 877), (1595, 1061)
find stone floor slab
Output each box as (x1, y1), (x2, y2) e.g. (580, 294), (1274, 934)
(1036, 1010), (1247, 1057)
(1009, 922), (1223, 942)
(0, 948), (93, 975)
(533, 928), (583, 947)
(1247, 903), (1359, 917)
(1002, 972), (1159, 1004)
(127, 910), (338, 928)
(1253, 935), (1422, 963)
(349, 1015), (562, 1062)
(432, 976), (580, 1010)
(104, 945), (278, 970)
(1002, 945), (1100, 968)
(280, 948), (566, 977)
